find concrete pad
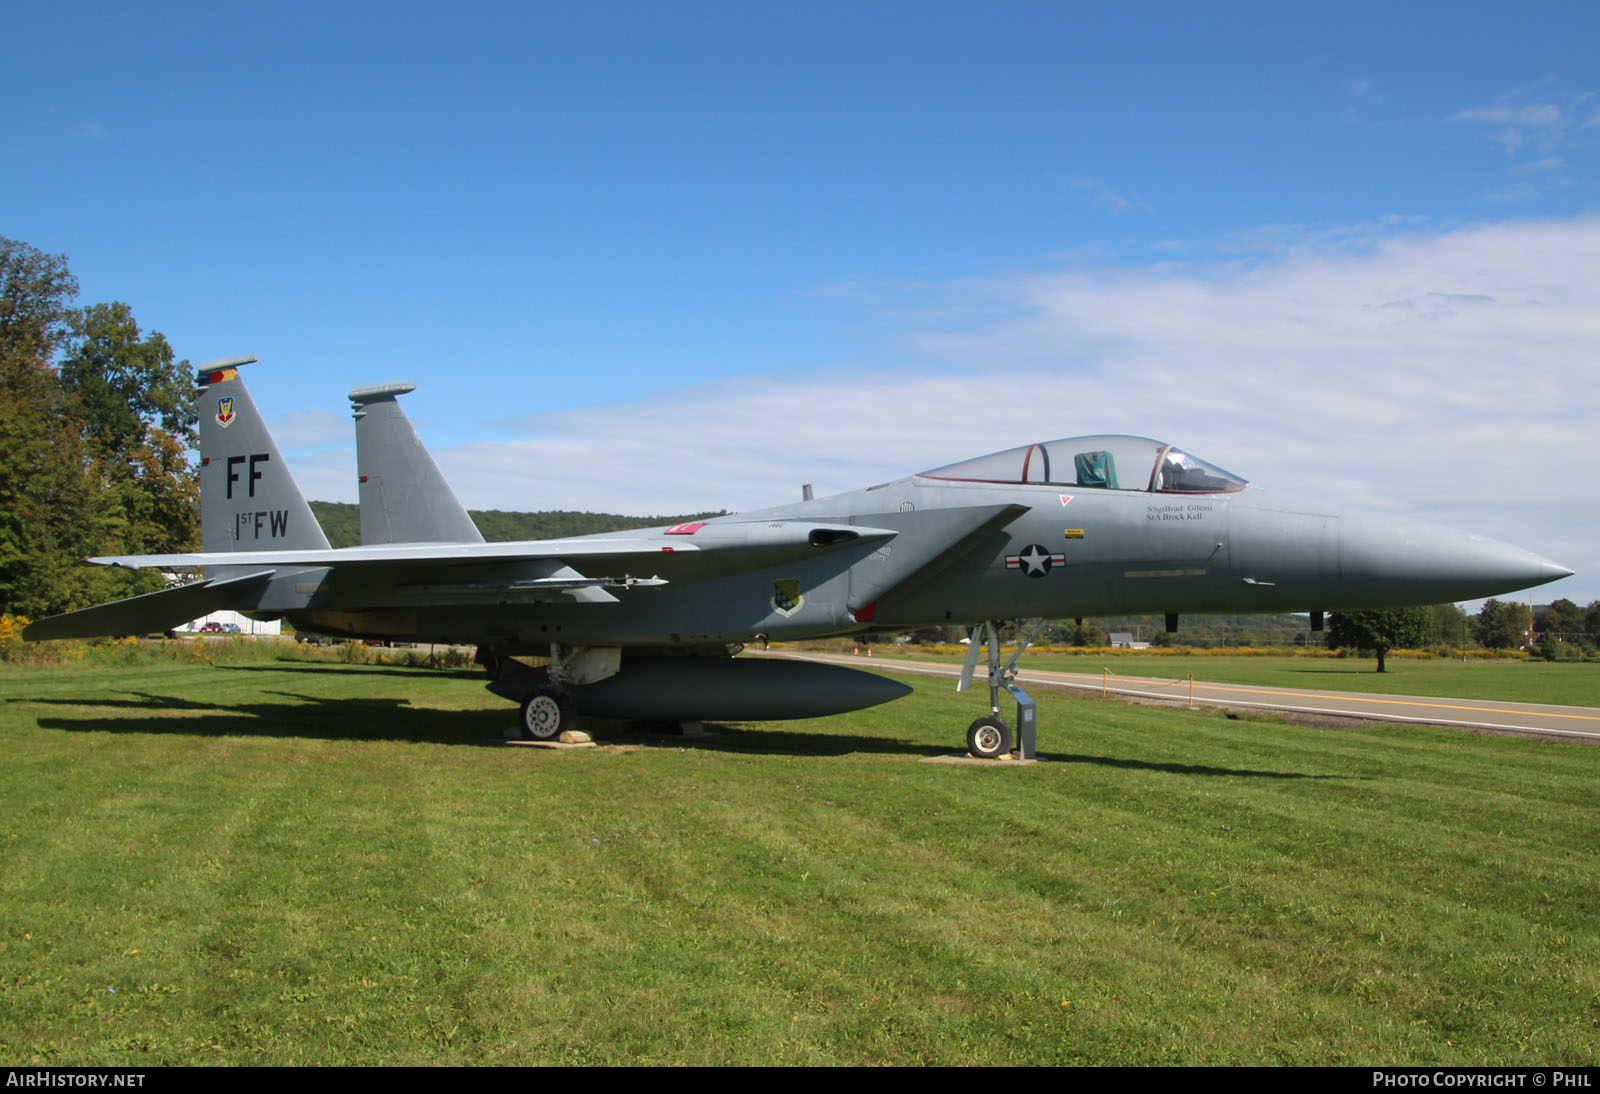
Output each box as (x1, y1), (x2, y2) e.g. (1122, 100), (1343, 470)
(499, 734), (597, 749)
(921, 753), (1042, 766)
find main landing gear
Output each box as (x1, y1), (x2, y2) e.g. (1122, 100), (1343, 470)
(518, 688), (575, 740)
(957, 621), (1041, 760)
(486, 643), (610, 741)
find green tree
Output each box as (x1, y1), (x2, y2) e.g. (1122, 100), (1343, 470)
(1473, 599), (1528, 651)
(60, 302), (196, 458)
(0, 362), (105, 615)
(1327, 608), (1429, 673)
(0, 237), (78, 362)
(59, 302), (198, 560)
(1536, 598), (1581, 637)
(1424, 602), (1469, 648)
(0, 239), (198, 616)
(1061, 622), (1107, 647)
(1538, 631), (1561, 662)
(0, 238), (101, 616)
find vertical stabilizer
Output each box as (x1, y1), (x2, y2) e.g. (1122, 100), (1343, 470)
(198, 357), (331, 553)
(349, 383), (484, 545)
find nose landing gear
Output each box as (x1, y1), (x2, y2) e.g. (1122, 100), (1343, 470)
(957, 621), (1041, 760)
(965, 714), (1012, 760)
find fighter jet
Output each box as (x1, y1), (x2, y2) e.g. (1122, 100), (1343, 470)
(26, 357), (1573, 758)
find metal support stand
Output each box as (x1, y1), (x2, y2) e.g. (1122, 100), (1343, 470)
(1007, 683), (1037, 761)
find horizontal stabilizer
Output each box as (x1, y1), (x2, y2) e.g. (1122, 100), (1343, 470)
(24, 571), (275, 641)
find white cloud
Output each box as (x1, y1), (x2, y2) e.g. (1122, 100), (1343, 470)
(1068, 176), (1153, 216)
(1449, 88), (1600, 202)
(1340, 78), (1391, 127)
(279, 215), (1600, 604)
(1511, 156), (1566, 175)
(273, 407), (358, 505)
(270, 407), (350, 451)
(1450, 104), (1565, 129)
(1485, 182), (1546, 203)
(1450, 92), (1595, 165)
(286, 445), (357, 508)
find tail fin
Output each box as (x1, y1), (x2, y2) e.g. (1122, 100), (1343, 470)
(198, 356), (331, 552)
(349, 382), (484, 545)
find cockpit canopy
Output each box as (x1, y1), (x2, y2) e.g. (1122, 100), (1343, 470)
(919, 435), (1247, 494)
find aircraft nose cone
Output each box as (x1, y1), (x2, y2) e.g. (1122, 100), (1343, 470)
(1544, 560), (1577, 583)
(1339, 508), (1573, 603)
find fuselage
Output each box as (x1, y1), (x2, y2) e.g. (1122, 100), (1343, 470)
(285, 469), (1570, 653)
(38, 375), (1570, 730)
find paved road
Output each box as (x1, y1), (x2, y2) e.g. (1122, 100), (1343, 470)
(771, 651), (1600, 742)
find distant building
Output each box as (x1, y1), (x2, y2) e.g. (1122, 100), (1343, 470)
(179, 610), (281, 636)
(1108, 632), (1150, 650)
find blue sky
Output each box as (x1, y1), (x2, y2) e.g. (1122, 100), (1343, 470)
(7, 1), (1598, 605)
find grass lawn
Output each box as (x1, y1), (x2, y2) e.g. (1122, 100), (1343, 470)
(1, 655), (1597, 1064)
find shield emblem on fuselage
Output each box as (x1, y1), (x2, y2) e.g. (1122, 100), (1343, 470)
(216, 397), (235, 428)
(771, 578), (804, 618)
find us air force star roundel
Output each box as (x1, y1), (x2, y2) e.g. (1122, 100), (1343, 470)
(1005, 543), (1066, 578)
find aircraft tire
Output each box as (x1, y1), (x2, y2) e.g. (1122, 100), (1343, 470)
(966, 716), (1011, 760)
(520, 690), (568, 740)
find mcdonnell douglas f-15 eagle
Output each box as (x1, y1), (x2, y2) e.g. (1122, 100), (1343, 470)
(27, 357), (1574, 758)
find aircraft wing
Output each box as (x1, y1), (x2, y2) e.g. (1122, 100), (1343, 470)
(86, 521), (896, 577)
(845, 502), (1029, 616)
(22, 570), (276, 641)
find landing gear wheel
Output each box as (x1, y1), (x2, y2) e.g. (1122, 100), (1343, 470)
(966, 716), (1012, 760)
(519, 690), (569, 740)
